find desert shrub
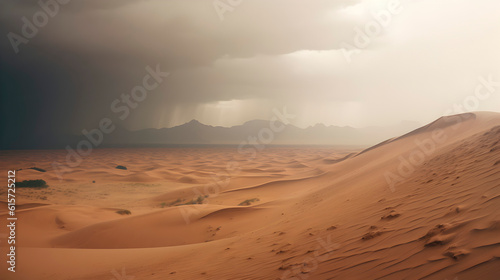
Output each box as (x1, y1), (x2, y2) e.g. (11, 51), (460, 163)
(29, 167), (46, 172)
(116, 209), (132, 215)
(238, 198), (260, 206)
(182, 196), (205, 205)
(115, 165), (127, 170)
(16, 179), (48, 188)
(161, 198), (184, 208)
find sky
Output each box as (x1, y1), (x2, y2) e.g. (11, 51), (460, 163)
(1, 0), (500, 148)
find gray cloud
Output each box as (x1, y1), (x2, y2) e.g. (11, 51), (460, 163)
(1, 0), (500, 148)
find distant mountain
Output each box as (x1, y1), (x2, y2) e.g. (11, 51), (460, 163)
(103, 119), (421, 147)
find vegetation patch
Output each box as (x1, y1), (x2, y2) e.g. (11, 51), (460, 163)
(16, 179), (49, 188)
(161, 195), (210, 207)
(181, 195), (206, 205)
(238, 198), (260, 206)
(161, 198), (184, 208)
(28, 167), (46, 172)
(116, 209), (132, 215)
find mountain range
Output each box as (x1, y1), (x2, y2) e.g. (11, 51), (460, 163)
(102, 119), (422, 147)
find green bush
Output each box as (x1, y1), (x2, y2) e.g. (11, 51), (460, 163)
(161, 198), (184, 208)
(29, 167), (46, 172)
(16, 179), (48, 188)
(238, 198), (260, 206)
(116, 209), (132, 215)
(182, 196), (205, 205)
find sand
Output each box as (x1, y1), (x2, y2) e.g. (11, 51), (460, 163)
(0, 112), (499, 280)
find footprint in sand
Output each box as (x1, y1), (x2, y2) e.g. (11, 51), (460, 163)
(425, 233), (456, 247)
(443, 247), (470, 260)
(470, 220), (500, 232)
(362, 226), (383, 240)
(421, 223), (459, 247)
(381, 210), (401, 220)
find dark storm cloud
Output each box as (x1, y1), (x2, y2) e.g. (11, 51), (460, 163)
(1, 0), (500, 148)
(1, 0), (361, 148)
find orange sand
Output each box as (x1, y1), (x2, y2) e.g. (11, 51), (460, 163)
(1, 112), (499, 280)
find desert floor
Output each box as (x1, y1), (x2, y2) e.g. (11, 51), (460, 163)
(1, 112), (500, 280)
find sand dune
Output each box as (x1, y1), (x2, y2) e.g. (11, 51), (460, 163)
(1, 112), (499, 279)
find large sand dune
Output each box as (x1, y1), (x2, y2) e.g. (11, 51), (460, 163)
(1, 112), (499, 279)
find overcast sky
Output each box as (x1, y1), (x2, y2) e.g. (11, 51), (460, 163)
(1, 0), (500, 145)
